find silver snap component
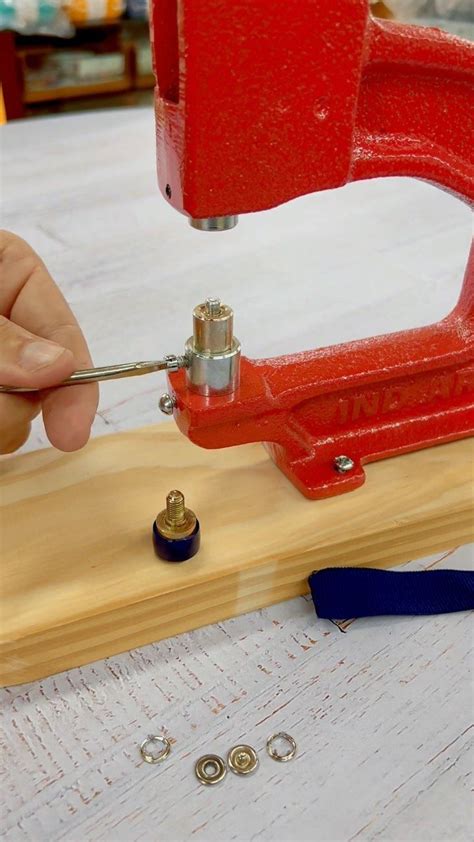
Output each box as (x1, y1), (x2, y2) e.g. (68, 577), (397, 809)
(227, 744), (259, 775)
(140, 734), (171, 764)
(195, 754), (227, 785)
(266, 732), (297, 762)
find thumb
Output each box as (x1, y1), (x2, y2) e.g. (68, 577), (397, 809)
(0, 315), (75, 390)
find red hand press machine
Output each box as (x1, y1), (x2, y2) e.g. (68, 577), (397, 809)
(151, 0), (473, 500)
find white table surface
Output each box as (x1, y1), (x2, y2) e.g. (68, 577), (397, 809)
(1, 108), (473, 842)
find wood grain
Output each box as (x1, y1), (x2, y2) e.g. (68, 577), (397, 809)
(1, 550), (472, 842)
(1, 424), (472, 686)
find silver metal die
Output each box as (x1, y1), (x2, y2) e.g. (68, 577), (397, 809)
(185, 297), (240, 396)
(189, 216), (238, 232)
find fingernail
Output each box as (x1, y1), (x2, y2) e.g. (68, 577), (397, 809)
(19, 341), (65, 371)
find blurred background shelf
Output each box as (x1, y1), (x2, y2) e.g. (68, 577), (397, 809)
(1, 15), (154, 119)
(135, 72), (154, 90)
(24, 76), (132, 103)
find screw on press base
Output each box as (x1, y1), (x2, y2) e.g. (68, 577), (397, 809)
(333, 455), (355, 474)
(152, 490), (201, 562)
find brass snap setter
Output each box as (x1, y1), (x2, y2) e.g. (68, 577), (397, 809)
(195, 754), (227, 785)
(227, 744), (259, 775)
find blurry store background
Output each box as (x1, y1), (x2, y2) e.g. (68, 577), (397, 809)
(0, 1), (472, 122)
(0, 0), (153, 120)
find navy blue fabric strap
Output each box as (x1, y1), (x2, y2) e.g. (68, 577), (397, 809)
(308, 568), (474, 619)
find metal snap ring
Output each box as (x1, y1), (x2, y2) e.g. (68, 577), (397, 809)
(266, 732), (297, 762)
(140, 734), (171, 764)
(227, 744), (259, 776)
(195, 754), (227, 785)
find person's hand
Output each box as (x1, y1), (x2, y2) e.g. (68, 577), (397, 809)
(0, 231), (98, 454)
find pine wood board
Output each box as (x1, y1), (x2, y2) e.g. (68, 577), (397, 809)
(0, 424), (473, 686)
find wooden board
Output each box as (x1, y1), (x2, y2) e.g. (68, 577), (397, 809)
(1, 424), (473, 686)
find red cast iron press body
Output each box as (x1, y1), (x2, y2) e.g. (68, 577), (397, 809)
(149, 0), (474, 499)
(3, 1), (471, 501)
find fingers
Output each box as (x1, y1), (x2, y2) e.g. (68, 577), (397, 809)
(41, 324), (98, 451)
(0, 231), (98, 452)
(0, 394), (41, 454)
(0, 314), (75, 390)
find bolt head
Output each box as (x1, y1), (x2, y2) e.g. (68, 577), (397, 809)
(159, 393), (176, 416)
(334, 454), (355, 474)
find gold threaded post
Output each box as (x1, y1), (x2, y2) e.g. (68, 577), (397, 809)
(156, 489), (197, 540)
(165, 490), (186, 527)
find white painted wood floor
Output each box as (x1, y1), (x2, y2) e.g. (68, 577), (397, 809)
(1, 109), (473, 842)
